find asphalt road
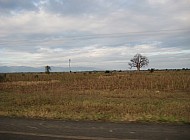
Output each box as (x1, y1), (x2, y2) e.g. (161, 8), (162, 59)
(0, 117), (189, 140)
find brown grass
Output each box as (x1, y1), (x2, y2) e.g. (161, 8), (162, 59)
(0, 70), (190, 123)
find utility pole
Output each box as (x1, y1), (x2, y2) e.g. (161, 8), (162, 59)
(69, 59), (71, 73)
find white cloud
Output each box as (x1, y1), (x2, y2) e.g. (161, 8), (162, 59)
(0, 0), (190, 70)
(1, 42), (190, 69)
(148, 0), (169, 5)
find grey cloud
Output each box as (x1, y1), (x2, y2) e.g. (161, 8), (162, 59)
(0, 0), (190, 69)
(42, 0), (112, 16)
(42, 0), (149, 17)
(0, 0), (39, 14)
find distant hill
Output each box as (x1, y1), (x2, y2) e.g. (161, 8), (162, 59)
(0, 66), (99, 73)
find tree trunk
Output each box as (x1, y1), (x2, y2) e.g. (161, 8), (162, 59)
(137, 63), (140, 71)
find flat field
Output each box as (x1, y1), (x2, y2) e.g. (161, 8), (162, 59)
(0, 70), (190, 123)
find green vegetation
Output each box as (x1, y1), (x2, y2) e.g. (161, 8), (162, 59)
(0, 71), (190, 123)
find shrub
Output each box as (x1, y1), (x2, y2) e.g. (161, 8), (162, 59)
(105, 70), (111, 73)
(0, 74), (6, 82)
(150, 68), (155, 73)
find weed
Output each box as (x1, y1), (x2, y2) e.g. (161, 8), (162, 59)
(0, 71), (189, 123)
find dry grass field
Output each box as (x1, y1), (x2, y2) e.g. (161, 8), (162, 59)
(0, 70), (190, 123)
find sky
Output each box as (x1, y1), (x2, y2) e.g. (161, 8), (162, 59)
(0, 0), (190, 70)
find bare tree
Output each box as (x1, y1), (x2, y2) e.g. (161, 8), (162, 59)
(45, 65), (51, 74)
(128, 53), (149, 71)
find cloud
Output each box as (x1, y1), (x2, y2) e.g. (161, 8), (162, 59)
(0, 0), (190, 70)
(1, 42), (190, 69)
(0, 0), (39, 14)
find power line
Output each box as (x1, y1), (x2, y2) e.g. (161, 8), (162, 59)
(61, 28), (190, 39)
(0, 28), (189, 45)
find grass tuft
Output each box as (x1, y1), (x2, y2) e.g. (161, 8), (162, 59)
(0, 71), (190, 123)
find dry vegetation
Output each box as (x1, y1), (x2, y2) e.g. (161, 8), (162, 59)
(0, 70), (190, 123)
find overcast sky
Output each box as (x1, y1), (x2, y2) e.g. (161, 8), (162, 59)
(0, 0), (190, 70)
